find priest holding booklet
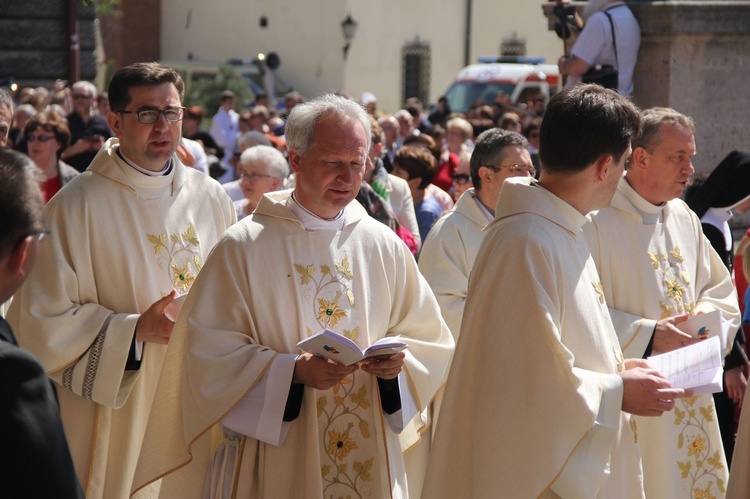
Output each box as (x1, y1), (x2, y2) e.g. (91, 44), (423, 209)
(583, 107), (741, 498)
(131, 94), (454, 498)
(424, 85), (690, 498)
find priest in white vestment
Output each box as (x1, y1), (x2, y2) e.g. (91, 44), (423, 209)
(584, 107), (740, 499)
(423, 85), (688, 498)
(131, 94), (454, 499)
(409, 129), (535, 495)
(419, 128), (534, 337)
(7, 63), (235, 499)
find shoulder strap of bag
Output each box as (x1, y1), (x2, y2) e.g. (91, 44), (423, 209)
(602, 10), (618, 69)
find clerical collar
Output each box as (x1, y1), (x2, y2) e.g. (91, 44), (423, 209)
(471, 191), (495, 222)
(620, 177), (663, 225)
(117, 148), (172, 176)
(289, 192), (345, 231)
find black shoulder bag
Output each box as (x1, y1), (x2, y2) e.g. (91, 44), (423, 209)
(581, 10), (619, 90)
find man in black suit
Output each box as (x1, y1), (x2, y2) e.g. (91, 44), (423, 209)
(0, 148), (83, 498)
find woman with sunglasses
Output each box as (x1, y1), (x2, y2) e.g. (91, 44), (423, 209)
(24, 110), (79, 203)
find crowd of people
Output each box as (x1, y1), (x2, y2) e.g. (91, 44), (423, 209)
(1, 30), (750, 499)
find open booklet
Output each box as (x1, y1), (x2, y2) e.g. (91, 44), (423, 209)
(164, 293), (188, 322)
(675, 309), (731, 352)
(295, 328), (408, 366)
(647, 335), (723, 394)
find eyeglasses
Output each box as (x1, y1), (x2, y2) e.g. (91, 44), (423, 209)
(14, 229), (50, 252)
(487, 164), (536, 176)
(72, 94), (92, 100)
(117, 107), (185, 124)
(239, 172), (274, 181)
(27, 134), (57, 143)
(452, 173), (471, 185)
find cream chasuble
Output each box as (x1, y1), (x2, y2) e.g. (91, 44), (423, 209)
(409, 189), (491, 496)
(584, 177), (740, 499)
(422, 178), (644, 498)
(131, 191), (454, 499)
(7, 138), (236, 499)
(419, 188), (491, 338)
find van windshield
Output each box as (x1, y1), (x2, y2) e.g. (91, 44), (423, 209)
(444, 82), (516, 113)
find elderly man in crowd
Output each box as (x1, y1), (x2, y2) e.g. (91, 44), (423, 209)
(424, 85), (688, 498)
(584, 107), (739, 498)
(131, 93), (453, 498)
(60, 80), (112, 172)
(8, 62), (235, 499)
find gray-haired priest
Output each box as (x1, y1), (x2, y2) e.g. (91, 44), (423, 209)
(131, 93), (454, 498)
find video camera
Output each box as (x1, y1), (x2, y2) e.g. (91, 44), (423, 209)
(553, 2), (580, 40)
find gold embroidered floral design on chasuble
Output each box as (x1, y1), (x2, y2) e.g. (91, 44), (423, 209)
(649, 245), (725, 497)
(295, 257), (380, 497)
(146, 225), (203, 293)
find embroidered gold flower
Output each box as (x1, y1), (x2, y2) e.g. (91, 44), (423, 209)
(629, 418), (638, 444)
(592, 282), (605, 304)
(344, 328), (360, 342)
(670, 245), (685, 263)
(693, 485), (716, 499)
(294, 264), (315, 285)
(665, 278), (685, 300)
(172, 263), (195, 292)
(678, 460), (692, 479)
(336, 257), (353, 279)
(147, 233), (168, 254)
(660, 301), (675, 319)
(688, 435), (707, 457)
(181, 225), (199, 246)
(318, 291), (347, 327)
(681, 270), (692, 286)
(353, 458), (374, 482)
(684, 302), (696, 316)
(648, 252), (660, 269)
(327, 427), (358, 460)
(707, 450), (724, 470)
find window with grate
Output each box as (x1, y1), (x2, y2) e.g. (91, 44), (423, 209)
(401, 41), (431, 105)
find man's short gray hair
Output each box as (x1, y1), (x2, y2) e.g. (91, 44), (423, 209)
(239, 145), (289, 182)
(71, 80), (98, 100)
(470, 129), (529, 190)
(285, 93), (371, 156)
(634, 107), (695, 154)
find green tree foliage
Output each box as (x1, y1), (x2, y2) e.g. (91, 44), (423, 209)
(184, 65), (252, 118)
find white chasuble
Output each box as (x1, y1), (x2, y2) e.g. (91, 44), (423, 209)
(419, 188), (491, 339)
(131, 191), (454, 499)
(422, 178), (644, 498)
(585, 177), (740, 499)
(7, 139), (236, 499)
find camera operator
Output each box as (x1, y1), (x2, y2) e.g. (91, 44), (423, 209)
(556, 0), (641, 96)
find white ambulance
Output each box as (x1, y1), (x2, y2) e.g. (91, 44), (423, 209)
(443, 56), (560, 114)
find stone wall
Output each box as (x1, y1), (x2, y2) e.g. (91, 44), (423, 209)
(543, 1), (750, 173)
(630, 1), (750, 173)
(0, 0), (97, 87)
